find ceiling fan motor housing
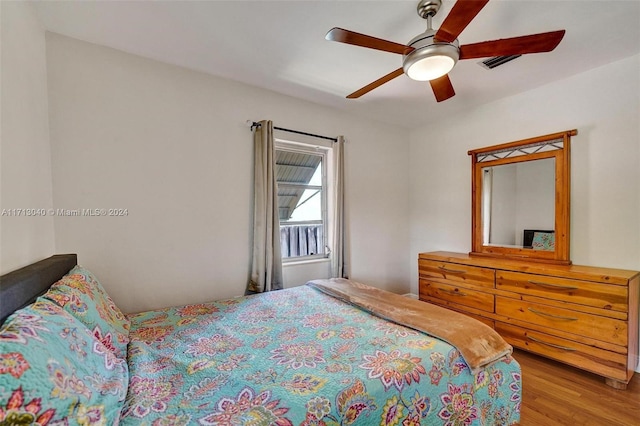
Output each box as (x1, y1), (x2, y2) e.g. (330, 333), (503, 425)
(416, 0), (442, 19)
(403, 30), (460, 81)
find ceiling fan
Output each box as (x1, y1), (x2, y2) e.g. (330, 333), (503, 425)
(326, 0), (565, 102)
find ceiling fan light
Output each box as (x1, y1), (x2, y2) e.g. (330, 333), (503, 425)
(406, 54), (455, 81)
(403, 32), (459, 82)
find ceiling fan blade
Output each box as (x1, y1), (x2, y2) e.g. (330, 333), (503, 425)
(346, 68), (405, 99)
(429, 74), (456, 102)
(459, 30), (566, 59)
(435, 0), (489, 43)
(326, 27), (414, 55)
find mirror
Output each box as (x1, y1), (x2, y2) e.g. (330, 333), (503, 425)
(469, 130), (576, 264)
(483, 158), (555, 247)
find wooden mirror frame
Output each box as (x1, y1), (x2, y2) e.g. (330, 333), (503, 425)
(468, 129), (576, 265)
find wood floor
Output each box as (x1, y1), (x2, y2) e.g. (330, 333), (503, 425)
(515, 349), (640, 425)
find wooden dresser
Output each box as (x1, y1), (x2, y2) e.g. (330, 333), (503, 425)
(418, 251), (640, 389)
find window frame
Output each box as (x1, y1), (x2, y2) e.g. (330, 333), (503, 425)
(275, 138), (330, 263)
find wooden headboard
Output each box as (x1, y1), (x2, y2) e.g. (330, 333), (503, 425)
(0, 254), (77, 325)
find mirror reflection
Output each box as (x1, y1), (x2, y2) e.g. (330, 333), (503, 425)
(482, 158), (555, 249)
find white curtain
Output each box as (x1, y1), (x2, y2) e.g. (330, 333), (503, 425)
(247, 120), (283, 293)
(482, 168), (493, 245)
(331, 136), (347, 278)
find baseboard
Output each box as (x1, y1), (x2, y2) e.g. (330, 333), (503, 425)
(403, 293), (419, 299)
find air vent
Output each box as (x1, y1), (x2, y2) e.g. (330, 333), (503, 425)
(479, 55), (522, 70)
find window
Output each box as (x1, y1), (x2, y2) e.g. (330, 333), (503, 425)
(275, 140), (330, 261)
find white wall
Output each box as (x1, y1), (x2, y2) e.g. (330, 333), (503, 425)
(46, 34), (411, 313)
(514, 158), (555, 246)
(410, 54), (639, 285)
(0, 2), (56, 273)
(409, 54), (640, 371)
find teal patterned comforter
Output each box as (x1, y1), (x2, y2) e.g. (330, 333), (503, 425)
(121, 285), (521, 425)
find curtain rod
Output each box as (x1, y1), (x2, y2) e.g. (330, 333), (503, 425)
(248, 121), (338, 142)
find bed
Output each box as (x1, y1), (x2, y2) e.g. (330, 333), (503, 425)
(0, 255), (521, 425)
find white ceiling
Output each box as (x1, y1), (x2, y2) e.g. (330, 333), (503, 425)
(31, 0), (640, 129)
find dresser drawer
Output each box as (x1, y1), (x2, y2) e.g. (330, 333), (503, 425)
(420, 279), (494, 313)
(419, 259), (495, 289)
(496, 296), (627, 346)
(419, 296), (495, 329)
(442, 304), (495, 329)
(496, 322), (628, 381)
(497, 271), (628, 313)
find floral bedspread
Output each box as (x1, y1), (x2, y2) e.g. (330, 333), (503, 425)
(121, 285), (521, 425)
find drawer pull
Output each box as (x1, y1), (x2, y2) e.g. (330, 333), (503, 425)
(527, 335), (576, 351)
(528, 280), (578, 291)
(438, 266), (466, 274)
(439, 288), (467, 297)
(527, 308), (578, 321)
